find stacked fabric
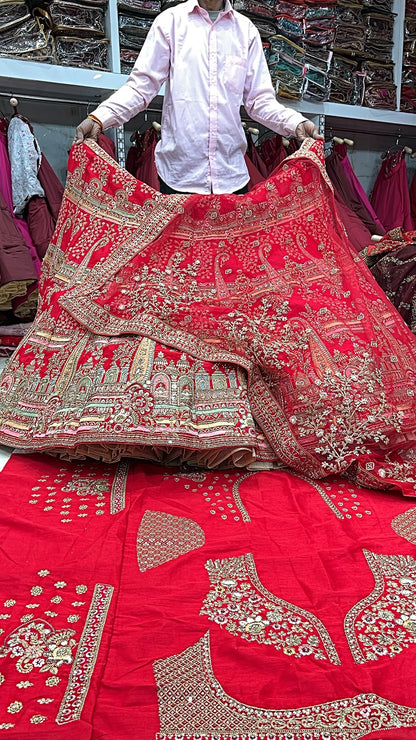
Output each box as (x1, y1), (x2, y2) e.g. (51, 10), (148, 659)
(0, 0), (109, 68)
(0, 1), (54, 62)
(118, 0), (160, 74)
(401, 0), (416, 112)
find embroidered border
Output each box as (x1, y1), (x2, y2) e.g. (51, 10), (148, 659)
(154, 632), (416, 740)
(56, 583), (113, 724)
(110, 460), (129, 514)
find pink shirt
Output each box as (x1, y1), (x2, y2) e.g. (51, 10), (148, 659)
(92, 0), (305, 193)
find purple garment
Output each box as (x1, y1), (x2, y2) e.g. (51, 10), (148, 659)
(0, 131), (41, 276)
(335, 143), (385, 234)
(371, 151), (414, 234)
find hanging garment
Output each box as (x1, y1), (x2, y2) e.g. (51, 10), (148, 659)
(2, 140), (416, 495)
(335, 142), (385, 234)
(410, 168), (416, 228)
(97, 132), (117, 161)
(7, 115), (45, 216)
(361, 228), (416, 333)
(37, 153), (64, 223)
(126, 127), (159, 190)
(244, 153), (264, 190)
(245, 131), (268, 180)
(332, 189), (373, 253)
(371, 150), (414, 233)
(0, 192), (37, 310)
(259, 133), (288, 175)
(325, 145), (385, 236)
(0, 127), (41, 277)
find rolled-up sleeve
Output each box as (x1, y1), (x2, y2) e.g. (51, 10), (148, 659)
(243, 26), (306, 138)
(91, 16), (171, 129)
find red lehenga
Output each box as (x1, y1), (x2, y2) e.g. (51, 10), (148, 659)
(2, 139), (416, 495)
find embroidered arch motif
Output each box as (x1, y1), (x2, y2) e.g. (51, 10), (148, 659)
(345, 549), (416, 663)
(201, 553), (340, 664)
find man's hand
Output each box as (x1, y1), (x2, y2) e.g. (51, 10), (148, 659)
(295, 119), (324, 142)
(73, 117), (101, 145)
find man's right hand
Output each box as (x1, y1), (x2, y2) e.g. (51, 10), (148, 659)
(73, 117), (102, 145)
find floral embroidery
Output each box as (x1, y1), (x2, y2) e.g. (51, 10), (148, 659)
(16, 681), (33, 688)
(75, 586), (87, 595)
(0, 673), (4, 685)
(3, 602), (15, 609)
(50, 596), (62, 604)
(54, 582), (67, 589)
(154, 632), (416, 739)
(45, 676), (60, 687)
(0, 619), (76, 674)
(345, 550), (416, 663)
(30, 587), (43, 597)
(67, 615), (80, 623)
(7, 701), (22, 714)
(30, 715), (47, 724)
(37, 697), (53, 704)
(0, 724), (14, 729)
(201, 554), (340, 664)
(137, 511), (205, 571)
(37, 570), (50, 577)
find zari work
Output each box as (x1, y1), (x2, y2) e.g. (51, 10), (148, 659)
(345, 549), (416, 664)
(1, 456), (416, 736)
(201, 553), (340, 664)
(153, 632), (416, 740)
(3, 141), (416, 493)
(391, 506), (416, 544)
(137, 510), (205, 571)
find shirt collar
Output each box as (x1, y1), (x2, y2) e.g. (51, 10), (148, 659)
(187, 0), (234, 17)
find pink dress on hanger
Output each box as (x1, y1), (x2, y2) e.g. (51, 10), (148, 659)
(371, 150), (414, 233)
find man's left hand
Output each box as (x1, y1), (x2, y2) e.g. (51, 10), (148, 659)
(295, 120), (324, 142)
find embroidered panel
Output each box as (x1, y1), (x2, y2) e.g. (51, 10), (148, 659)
(345, 549), (416, 663)
(137, 511), (205, 571)
(162, 469), (252, 523)
(0, 569), (113, 731)
(153, 632), (416, 740)
(27, 458), (129, 522)
(391, 506), (416, 544)
(201, 554), (340, 664)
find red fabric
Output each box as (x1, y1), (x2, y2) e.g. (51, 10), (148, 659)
(0, 453), (416, 737)
(97, 133), (117, 161)
(259, 133), (288, 175)
(245, 132), (269, 179)
(410, 169), (416, 229)
(3, 141), (416, 497)
(371, 152), (414, 233)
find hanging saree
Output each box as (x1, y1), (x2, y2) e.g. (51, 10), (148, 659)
(1, 139), (416, 495)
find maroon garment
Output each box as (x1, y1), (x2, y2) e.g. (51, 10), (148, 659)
(98, 132), (117, 160)
(244, 153), (264, 190)
(126, 128), (159, 190)
(259, 134), (288, 175)
(371, 151), (414, 233)
(37, 154), (64, 222)
(333, 188), (372, 253)
(26, 195), (55, 259)
(410, 169), (416, 229)
(335, 143), (385, 234)
(245, 132), (268, 179)
(326, 147), (384, 235)
(0, 192), (37, 306)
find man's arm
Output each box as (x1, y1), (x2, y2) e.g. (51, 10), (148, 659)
(242, 25), (322, 141)
(74, 16), (171, 144)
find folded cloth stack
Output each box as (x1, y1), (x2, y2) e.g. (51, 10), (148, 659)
(118, 0), (160, 74)
(0, 2), (54, 62)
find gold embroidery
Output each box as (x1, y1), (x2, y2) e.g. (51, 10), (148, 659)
(201, 554), (340, 664)
(154, 632), (416, 739)
(0, 620), (76, 675)
(345, 550), (416, 663)
(3, 602), (15, 609)
(30, 715), (47, 724)
(16, 681), (33, 689)
(75, 586), (87, 594)
(6, 702), (22, 714)
(0, 673), (4, 685)
(56, 583), (113, 724)
(37, 571), (50, 577)
(391, 507), (416, 544)
(137, 511), (205, 571)
(45, 676), (60, 687)
(0, 723), (14, 729)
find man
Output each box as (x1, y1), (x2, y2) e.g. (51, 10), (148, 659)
(75, 0), (322, 194)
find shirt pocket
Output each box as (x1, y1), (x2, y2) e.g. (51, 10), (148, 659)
(222, 55), (247, 95)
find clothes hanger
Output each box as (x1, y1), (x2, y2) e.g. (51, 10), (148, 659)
(381, 133), (412, 159)
(9, 96), (34, 132)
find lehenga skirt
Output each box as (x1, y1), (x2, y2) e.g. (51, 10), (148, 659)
(2, 139), (416, 495)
